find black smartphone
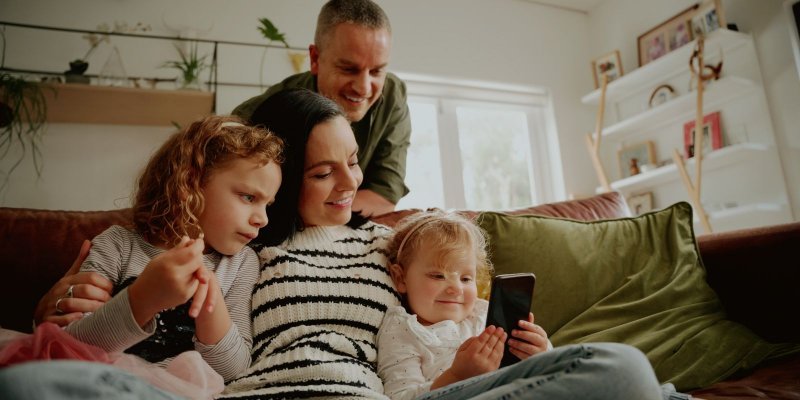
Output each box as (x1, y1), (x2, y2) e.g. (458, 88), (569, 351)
(486, 272), (536, 368)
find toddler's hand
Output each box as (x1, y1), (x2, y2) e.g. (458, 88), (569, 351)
(507, 312), (549, 360)
(450, 325), (507, 380)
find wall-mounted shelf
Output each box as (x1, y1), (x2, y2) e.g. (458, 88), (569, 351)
(600, 76), (756, 140)
(597, 143), (769, 193)
(43, 83), (213, 127)
(582, 29), (749, 105)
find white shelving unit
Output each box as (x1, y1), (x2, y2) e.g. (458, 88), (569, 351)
(583, 29), (793, 233)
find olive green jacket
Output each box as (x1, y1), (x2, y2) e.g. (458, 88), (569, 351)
(232, 72), (411, 204)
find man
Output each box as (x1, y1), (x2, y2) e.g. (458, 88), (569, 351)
(235, 0), (411, 218)
(33, 0), (411, 327)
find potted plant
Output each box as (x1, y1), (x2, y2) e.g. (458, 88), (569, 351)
(65, 30), (110, 84)
(257, 17), (289, 89)
(161, 41), (210, 90)
(0, 72), (51, 192)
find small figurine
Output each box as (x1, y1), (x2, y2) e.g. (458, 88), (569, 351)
(629, 157), (640, 176)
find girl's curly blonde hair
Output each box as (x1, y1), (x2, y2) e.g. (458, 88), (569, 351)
(388, 210), (494, 299)
(133, 115), (283, 246)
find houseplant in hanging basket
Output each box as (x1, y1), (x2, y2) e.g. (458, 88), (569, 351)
(161, 41), (210, 90)
(0, 72), (51, 193)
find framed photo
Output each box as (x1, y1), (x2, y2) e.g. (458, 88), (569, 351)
(617, 141), (657, 179)
(627, 192), (654, 216)
(648, 84), (676, 108)
(683, 111), (723, 158)
(591, 50), (623, 89)
(691, 0), (727, 37)
(786, 0), (800, 80)
(638, 5), (699, 66)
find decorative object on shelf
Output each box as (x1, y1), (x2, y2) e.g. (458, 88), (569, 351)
(688, 59), (722, 91)
(690, 0), (726, 38)
(683, 111), (722, 158)
(637, 4), (699, 66)
(648, 84), (676, 108)
(257, 17), (289, 90)
(288, 51), (308, 74)
(591, 50), (623, 89)
(627, 192), (654, 216)
(617, 141), (656, 180)
(97, 46), (128, 87)
(64, 22), (151, 85)
(629, 157), (641, 176)
(0, 72), (52, 192)
(161, 42), (209, 91)
(784, 0), (800, 80)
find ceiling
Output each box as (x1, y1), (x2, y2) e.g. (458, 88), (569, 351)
(520, 0), (605, 13)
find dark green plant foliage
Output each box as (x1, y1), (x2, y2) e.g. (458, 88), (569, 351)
(0, 73), (53, 193)
(161, 42), (209, 87)
(258, 18), (289, 47)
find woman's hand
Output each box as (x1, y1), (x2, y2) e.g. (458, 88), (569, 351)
(431, 325), (507, 389)
(33, 240), (114, 327)
(507, 312), (550, 360)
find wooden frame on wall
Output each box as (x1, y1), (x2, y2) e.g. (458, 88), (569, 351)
(591, 50), (624, 89)
(637, 4), (699, 66)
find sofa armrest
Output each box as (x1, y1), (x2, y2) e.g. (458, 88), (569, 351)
(0, 207), (132, 333)
(697, 221), (800, 343)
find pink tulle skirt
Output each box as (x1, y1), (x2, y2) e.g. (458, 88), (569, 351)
(0, 323), (224, 399)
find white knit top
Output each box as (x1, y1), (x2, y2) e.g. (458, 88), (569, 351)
(222, 222), (400, 399)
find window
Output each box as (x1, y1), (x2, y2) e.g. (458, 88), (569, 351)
(396, 73), (563, 211)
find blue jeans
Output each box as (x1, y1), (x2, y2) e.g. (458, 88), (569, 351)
(0, 360), (184, 400)
(417, 343), (690, 400)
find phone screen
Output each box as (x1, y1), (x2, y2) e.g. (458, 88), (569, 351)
(486, 273), (536, 368)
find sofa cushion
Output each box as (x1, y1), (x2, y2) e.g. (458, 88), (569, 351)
(477, 202), (800, 391)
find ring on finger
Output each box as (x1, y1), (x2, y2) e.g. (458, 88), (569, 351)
(55, 297), (66, 314)
(66, 284), (75, 298)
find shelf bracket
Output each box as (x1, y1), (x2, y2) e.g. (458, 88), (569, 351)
(586, 74), (611, 192)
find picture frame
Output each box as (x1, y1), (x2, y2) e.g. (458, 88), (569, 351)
(683, 111), (723, 158)
(648, 84), (677, 108)
(617, 141), (657, 179)
(691, 0), (727, 38)
(591, 50), (624, 89)
(627, 192), (654, 216)
(786, 0), (800, 81)
(637, 5), (699, 66)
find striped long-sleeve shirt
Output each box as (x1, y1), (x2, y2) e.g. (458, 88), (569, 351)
(64, 225), (258, 381)
(222, 222), (401, 399)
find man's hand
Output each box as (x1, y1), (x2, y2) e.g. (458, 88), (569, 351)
(352, 189), (396, 217)
(34, 240), (113, 327)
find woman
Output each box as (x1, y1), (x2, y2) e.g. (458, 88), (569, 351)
(21, 89), (683, 400)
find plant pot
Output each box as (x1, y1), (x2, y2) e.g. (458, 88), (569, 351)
(65, 60), (90, 84)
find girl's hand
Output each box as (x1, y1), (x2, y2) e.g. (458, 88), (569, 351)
(507, 313), (549, 360)
(129, 236), (207, 326)
(450, 325), (507, 379)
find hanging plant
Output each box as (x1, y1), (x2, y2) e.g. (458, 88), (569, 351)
(257, 17), (289, 90)
(161, 41), (210, 90)
(0, 73), (52, 193)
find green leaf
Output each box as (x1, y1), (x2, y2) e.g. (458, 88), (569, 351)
(258, 17), (289, 47)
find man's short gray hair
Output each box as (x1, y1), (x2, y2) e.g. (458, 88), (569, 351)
(315, 0), (391, 49)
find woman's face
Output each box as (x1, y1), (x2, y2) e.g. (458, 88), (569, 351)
(298, 116), (363, 226)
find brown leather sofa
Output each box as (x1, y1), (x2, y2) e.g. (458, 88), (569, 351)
(1, 191), (798, 399)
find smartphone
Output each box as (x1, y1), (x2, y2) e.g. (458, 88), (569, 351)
(486, 272), (536, 368)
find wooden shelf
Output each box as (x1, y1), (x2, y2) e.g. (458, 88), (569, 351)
(598, 143), (771, 193)
(600, 76), (756, 140)
(694, 202), (791, 232)
(582, 29), (750, 105)
(43, 83), (214, 127)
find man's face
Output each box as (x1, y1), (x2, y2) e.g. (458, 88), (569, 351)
(310, 23), (391, 122)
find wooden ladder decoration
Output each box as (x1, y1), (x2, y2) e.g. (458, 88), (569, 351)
(672, 36), (713, 233)
(585, 74), (612, 192)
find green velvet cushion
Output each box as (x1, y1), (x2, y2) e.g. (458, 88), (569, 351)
(477, 202), (800, 391)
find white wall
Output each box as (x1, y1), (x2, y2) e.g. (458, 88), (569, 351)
(0, 0), (595, 210)
(587, 0), (799, 220)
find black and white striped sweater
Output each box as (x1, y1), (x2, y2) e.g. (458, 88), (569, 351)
(222, 222), (400, 399)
